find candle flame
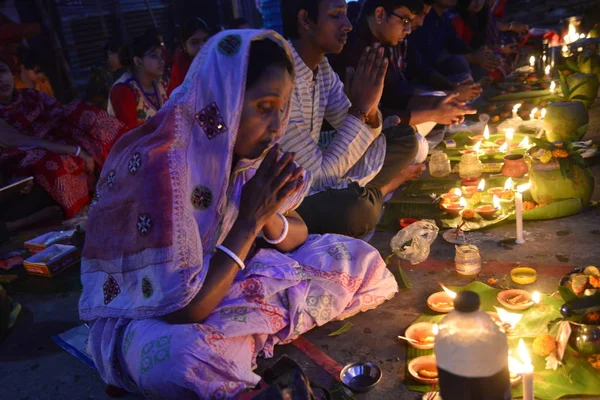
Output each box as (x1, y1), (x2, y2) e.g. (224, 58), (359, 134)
(499, 142), (508, 153)
(518, 136), (530, 148)
(529, 56), (535, 67)
(495, 307), (523, 328)
(532, 291), (541, 304)
(459, 197), (467, 208)
(508, 355), (523, 374)
(477, 179), (486, 192)
(493, 194), (501, 209)
(518, 339), (532, 366)
(453, 188), (462, 197)
(440, 284), (457, 299)
(432, 324), (439, 336)
(580, 33), (586, 39)
(562, 45), (569, 53)
(483, 124), (490, 140)
(542, 55), (547, 63)
(545, 65), (551, 75)
(550, 81), (556, 94)
(504, 177), (514, 191)
(541, 108), (547, 119)
(473, 141), (482, 153)
(517, 183), (531, 193)
(530, 107), (539, 119)
(511, 104), (521, 114)
(505, 128), (515, 141)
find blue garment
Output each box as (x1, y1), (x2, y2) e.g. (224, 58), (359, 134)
(260, 0), (283, 34)
(407, 8), (471, 69)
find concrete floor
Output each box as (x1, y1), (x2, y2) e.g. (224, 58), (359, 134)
(1, 104), (600, 399)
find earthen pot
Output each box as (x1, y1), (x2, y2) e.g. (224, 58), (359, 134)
(502, 154), (529, 178)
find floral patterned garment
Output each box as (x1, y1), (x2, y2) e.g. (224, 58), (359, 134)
(80, 31), (398, 400)
(0, 89), (125, 218)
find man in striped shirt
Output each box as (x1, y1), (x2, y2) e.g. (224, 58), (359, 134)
(280, 0), (425, 238)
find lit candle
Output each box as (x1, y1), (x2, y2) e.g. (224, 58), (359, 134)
(498, 141), (508, 153)
(542, 54), (547, 65)
(518, 339), (534, 400)
(518, 136), (530, 149)
(477, 179), (486, 192)
(495, 307), (523, 329)
(453, 188), (462, 197)
(512, 104), (522, 119)
(545, 65), (551, 80)
(459, 196), (467, 209)
(493, 194), (501, 210)
(529, 56), (535, 67)
(549, 81), (556, 94)
(529, 107), (538, 120)
(505, 128), (515, 155)
(504, 177), (514, 192)
(473, 140), (483, 156)
(541, 108), (547, 119)
(483, 124), (490, 140)
(515, 183), (531, 244)
(580, 33), (586, 39)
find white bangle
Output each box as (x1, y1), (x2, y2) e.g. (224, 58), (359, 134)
(74, 146), (81, 157)
(215, 245), (245, 270)
(261, 212), (289, 245)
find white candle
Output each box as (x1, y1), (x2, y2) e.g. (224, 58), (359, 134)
(529, 107), (538, 120)
(483, 124), (490, 140)
(549, 81), (556, 94)
(515, 183), (530, 244)
(545, 65), (551, 80)
(512, 104), (522, 119)
(518, 339), (534, 400)
(505, 128), (514, 156)
(529, 56), (535, 67)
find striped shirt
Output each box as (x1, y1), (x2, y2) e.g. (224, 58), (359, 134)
(280, 42), (386, 196)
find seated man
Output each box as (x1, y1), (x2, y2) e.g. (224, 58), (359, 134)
(407, 0), (500, 84)
(329, 0), (478, 132)
(280, 0), (425, 238)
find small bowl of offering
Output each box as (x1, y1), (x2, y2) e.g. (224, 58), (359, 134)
(440, 193), (459, 203)
(427, 292), (455, 313)
(442, 203), (464, 216)
(404, 322), (436, 350)
(408, 355), (438, 385)
(461, 177), (480, 187)
(340, 361), (382, 392)
(497, 289), (534, 311)
(461, 186), (478, 198)
(476, 205), (499, 219)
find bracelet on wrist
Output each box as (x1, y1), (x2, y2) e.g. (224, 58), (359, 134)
(216, 244), (245, 270)
(260, 213), (289, 245)
(348, 105), (369, 124)
(74, 146), (82, 157)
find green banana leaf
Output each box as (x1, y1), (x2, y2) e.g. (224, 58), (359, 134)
(506, 199), (584, 221)
(404, 282), (600, 399)
(441, 132), (534, 162)
(489, 89), (552, 102)
(440, 205), (514, 231)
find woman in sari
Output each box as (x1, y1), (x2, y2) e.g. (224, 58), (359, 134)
(79, 30), (398, 399)
(108, 33), (168, 132)
(0, 57), (125, 219)
(167, 18), (211, 96)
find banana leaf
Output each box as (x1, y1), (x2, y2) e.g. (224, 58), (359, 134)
(404, 282), (600, 399)
(506, 199), (584, 221)
(489, 89), (552, 102)
(440, 206), (514, 231)
(439, 132), (534, 162)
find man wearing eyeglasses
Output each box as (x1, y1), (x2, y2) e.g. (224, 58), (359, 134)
(330, 0), (476, 134)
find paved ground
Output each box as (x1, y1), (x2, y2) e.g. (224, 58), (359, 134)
(1, 102), (600, 399)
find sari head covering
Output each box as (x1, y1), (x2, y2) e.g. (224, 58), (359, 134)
(79, 30), (309, 321)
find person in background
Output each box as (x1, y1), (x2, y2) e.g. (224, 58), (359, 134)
(280, 0), (426, 238)
(407, 0), (500, 83)
(108, 33), (168, 132)
(85, 37), (126, 109)
(0, 57), (125, 220)
(13, 47), (54, 97)
(79, 30), (397, 399)
(168, 18), (211, 96)
(229, 17), (252, 29)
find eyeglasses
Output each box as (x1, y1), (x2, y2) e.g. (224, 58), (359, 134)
(389, 11), (413, 26)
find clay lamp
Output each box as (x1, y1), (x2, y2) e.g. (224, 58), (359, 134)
(461, 176), (480, 187)
(443, 197), (466, 216)
(476, 195), (501, 219)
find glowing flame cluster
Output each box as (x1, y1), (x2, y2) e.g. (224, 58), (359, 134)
(440, 284), (457, 299)
(495, 307), (523, 328)
(483, 124), (490, 140)
(493, 194), (501, 209)
(477, 179), (486, 192)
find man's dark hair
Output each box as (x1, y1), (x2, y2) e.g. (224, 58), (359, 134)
(347, 1), (362, 22)
(120, 33), (162, 68)
(16, 47), (41, 70)
(362, 0), (424, 17)
(246, 38), (294, 89)
(178, 18), (210, 46)
(229, 17), (250, 29)
(104, 37), (123, 54)
(281, 0), (321, 39)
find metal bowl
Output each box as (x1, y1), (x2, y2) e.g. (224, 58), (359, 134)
(340, 362), (382, 392)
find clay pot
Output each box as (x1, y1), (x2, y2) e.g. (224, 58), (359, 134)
(502, 155), (529, 178)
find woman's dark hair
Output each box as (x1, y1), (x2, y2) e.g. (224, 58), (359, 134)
(246, 39), (294, 89)
(229, 17), (250, 29)
(104, 36), (123, 54)
(347, 1), (361, 23)
(178, 18), (210, 47)
(120, 33), (162, 68)
(456, 0), (489, 49)
(281, 0), (321, 39)
(362, 0), (424, 17)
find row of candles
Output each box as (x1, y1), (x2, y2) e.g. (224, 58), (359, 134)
(436, 285), (541, 400)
